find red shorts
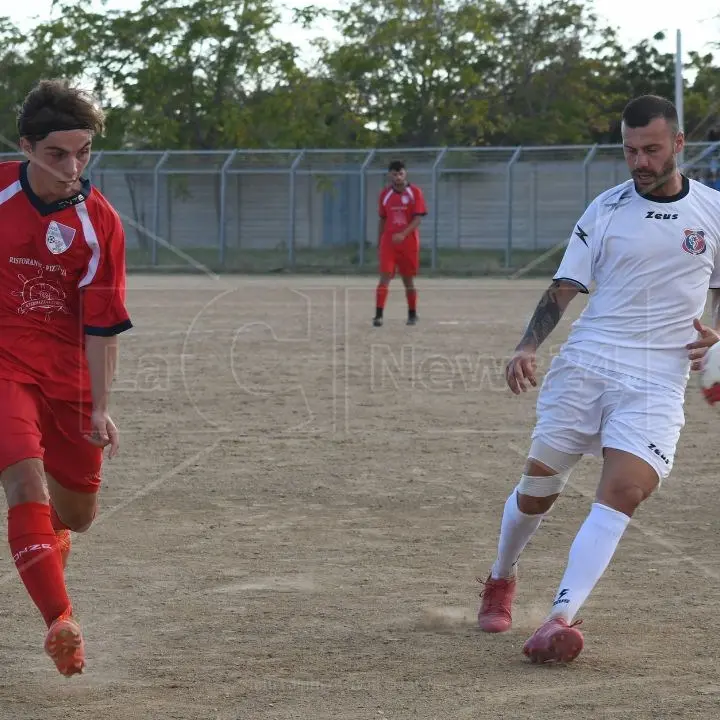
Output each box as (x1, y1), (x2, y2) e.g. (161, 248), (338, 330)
(0, 380), (102, 493)
(379, 239), (419, 277)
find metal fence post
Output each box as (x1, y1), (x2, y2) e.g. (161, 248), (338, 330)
(453, 175), (461, 248)
(431, 147), (448, 271)
(288, 150), (305, 268)
(530, 162), (538, 249)
(218, 149), (237, 267)
(87, 151), (103, 185)
(358, 149), (376, 269)
(505, 147), (522, 269)
(152, 151), (170, 266)
(582, 144), (598, 210)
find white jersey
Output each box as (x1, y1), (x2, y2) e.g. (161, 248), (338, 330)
(553, 176), (720, 392)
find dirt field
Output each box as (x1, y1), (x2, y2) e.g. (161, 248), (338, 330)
(1, 275), (720, 720)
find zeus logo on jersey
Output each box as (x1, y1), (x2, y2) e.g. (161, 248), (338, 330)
(645, 211), (679, 220)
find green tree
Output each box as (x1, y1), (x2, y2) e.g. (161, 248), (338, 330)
(597, 32), (720, 144)
(0, 16), (85, 153)
(478, 0), (622, 145)
(318, 0), (499, 146)
(40, 0), (305, 149)
(684, 50), (720, 142)
(316, 0), (629, 146)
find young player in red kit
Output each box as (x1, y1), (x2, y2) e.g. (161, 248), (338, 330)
(0, 80), (132, 676)
(373, 160), (427, 327)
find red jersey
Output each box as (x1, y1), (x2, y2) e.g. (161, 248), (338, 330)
(0, 161), (132, 403)
(378, 183), (427, 244)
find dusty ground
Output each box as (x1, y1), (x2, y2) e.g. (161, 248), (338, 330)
(1, 275), (720, 720)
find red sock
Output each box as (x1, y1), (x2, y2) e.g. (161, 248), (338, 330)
(406, 288), (417, 312)
(376, 284), (389, 312)
(8, 503), (71, 627)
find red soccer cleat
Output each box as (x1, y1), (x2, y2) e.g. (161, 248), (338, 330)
(523, 617), (584, 664)
(45, 611), (85, 677)
(477, 574), (516, 633)
(703, 384), (720, 405)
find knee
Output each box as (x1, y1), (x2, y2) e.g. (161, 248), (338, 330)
(57, 506), (96, 533)
(597, 450), (660, 516)
(516, 458), (571, 515)
(517, 492), (558, 515)
(597, 481), (654, 517)
(1, 460), (48, 506)
(65, 516), (94, 533)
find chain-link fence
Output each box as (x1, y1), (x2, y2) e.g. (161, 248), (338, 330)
(3, 142), (719, 274)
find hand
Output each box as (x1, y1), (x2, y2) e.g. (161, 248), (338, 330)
(686, 318), (720, 372)
(84, 409), (120, 458)
(392, 232), (404, 244)
(506, 347), (537, 395)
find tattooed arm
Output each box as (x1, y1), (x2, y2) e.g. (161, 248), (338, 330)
(506, 280), (581, 395)
(516, 280), (581, 352)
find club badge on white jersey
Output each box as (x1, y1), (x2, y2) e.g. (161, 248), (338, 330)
(682, 229), (706, 256)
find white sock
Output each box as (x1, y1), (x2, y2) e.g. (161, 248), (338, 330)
(491, 490), (545, 579)
(549, 502), (630, 622)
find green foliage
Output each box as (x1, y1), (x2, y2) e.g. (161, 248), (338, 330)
(0, 1), (718, 149)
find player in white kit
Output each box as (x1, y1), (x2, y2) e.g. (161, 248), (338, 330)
(477, 95), (720, 663)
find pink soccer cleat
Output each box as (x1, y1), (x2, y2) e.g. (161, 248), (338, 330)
(523, 617), (584, 664)
(477, 574), (516, 633)
(45, 611), (85, 677)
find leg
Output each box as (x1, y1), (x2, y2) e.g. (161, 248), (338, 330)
(400, 275), (417, 324)
(43, 397), (104, 566)
(1, 458), (77, 599)
(524, 449), (659, 664)
(45, 473), (98, 570)
(374, 271), (393, 326)
(46, 474), (98, 534)
(1, 457), (84, 675)
(479, 356), (600, 635)
(397, 242), (419, 324)
(0, 380), (76, 615)
(478, 441), (580, 633)
(1, 457), (77, 622)
(524, 380), (684, 662)
(549, 448), (657, 622)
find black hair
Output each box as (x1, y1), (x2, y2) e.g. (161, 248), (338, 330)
(388, 160), (405, 172)
(17, 79), (105, 143)
(622, 95), (679, 133)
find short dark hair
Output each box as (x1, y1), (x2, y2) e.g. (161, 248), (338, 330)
(388, 159), (405, 172)
(17, 79), (105, 143)
(622, 95), (679, 133)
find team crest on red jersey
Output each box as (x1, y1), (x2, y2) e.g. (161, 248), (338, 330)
(682, 229), (706, 255)
(11, 272), (69, 321)
(45, 221), (76, 254)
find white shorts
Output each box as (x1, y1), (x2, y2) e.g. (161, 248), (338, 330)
(531, 355), (686, 480)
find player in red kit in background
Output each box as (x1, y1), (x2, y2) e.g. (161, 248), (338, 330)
(373, 160), (427, 327)
(0, 80), (132, 676)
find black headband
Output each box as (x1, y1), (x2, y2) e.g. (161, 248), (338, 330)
(18, 119), (95, 139)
